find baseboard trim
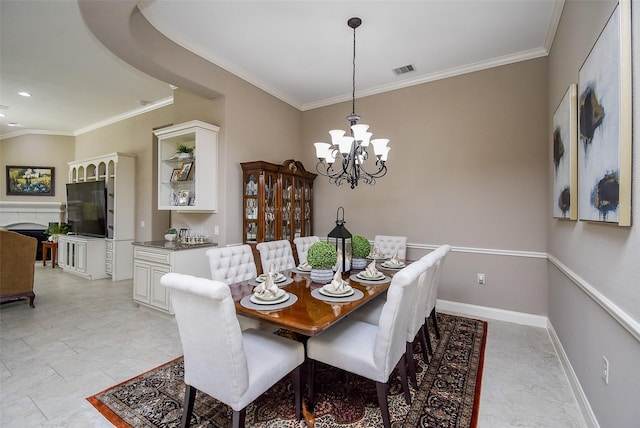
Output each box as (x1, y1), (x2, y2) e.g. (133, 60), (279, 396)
(547, 320), (599, 428)
(436, 299), (548, 328)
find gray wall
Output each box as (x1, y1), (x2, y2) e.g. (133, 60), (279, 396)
(547, 1), (640, 427)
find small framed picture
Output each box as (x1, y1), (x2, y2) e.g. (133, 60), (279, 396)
(179, 162), (193, 181)
(176, 189), (190, 206)
(170, 168), (181, 182)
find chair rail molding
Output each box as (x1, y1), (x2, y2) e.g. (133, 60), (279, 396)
(547, 253), (640, 343)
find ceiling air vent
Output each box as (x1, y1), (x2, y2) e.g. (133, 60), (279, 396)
(392, 64), (415, 76)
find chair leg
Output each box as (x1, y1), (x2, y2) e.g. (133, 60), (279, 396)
(406, 341), (418, 389)
(293, 365), (302, 421)
(181, 384), (196, 428)
(232, 408), (246, 428)
(418, 324), (430, 362)
(431, 309), (441, 340)
(397, 354), (411, 405)
(424, 317), (434, 356)
(376, 382), (392, 428)
(307, 359), (316, 411)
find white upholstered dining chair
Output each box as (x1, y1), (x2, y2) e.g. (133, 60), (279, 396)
(161, 272), (305, 428)
(206, 245), (267, 331)
(255, 240), (297, 273)
(305, 260), (424, 428)
(349, 245), (451, 387)
(373, 235), (407, 259)
(424, 245), (451, 344)
(292, 236), (320, 264)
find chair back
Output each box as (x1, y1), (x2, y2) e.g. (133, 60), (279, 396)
(292, 236), (320, 264)
(206, 245), (257, 283)
(404, 255), (438, 342)
(161, 273), (249, 407)
(255, 240), (296, 273)
(373, 261), (423, 376)
(424, 245), (451, 315)
(373, 235), (407, 259)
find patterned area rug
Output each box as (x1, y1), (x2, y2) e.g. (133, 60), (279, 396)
(87, 313), (486, 427)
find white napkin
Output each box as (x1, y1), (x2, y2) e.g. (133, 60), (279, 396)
(269, 263), (278, 276)
(253, 273), (280, 300)
(298, 261), (312, 271)
(326, 269), (351, 293)
(387, 251), (403, 266)
(362, 260), (381, 278)
(369, 246), (385, 258)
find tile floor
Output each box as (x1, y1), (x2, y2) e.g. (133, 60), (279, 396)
(0, 264), (586, 427)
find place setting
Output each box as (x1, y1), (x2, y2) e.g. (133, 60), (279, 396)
(248, 263), (294, 287)
(350, 260), (391, 285)
(379, 251), (406, 271)
(240, 271), (298, 310)
(312, 269), (364, 303)
(294, 260), (312, 274)
(366, 246), (388, 261)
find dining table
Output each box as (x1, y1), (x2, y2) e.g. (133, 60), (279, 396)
(230, 260), (409, 336)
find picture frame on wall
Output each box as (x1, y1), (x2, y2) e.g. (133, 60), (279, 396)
(6, 166), (55, 196)
(577, 0), (632, 226)
(552, 84), (578, 220)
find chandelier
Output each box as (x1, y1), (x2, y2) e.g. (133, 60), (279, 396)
(314, 17), (390, 189)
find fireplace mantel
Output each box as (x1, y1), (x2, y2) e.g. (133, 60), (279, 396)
(0, 201), (65, 229)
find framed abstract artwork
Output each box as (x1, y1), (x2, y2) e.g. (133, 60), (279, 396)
(552, 84), (578, 220)
(6, 166), (55, 196)
(577, 1), (632, 226)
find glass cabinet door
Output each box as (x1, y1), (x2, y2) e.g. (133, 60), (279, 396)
(264, 172), (277, 242)
(244, 174), (258, 242)
(293, 178), (303, 238)
(281, 175), (292, 241)
(304, 181), (312, 236)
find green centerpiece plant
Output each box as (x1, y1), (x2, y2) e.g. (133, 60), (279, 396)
(306, 241), (338, 284)
(165, 227), (178, 242)
(351, 235), (371, 269)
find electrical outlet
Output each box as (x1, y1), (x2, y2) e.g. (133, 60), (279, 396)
(214, 225), (219, 236)
(602, 356), (609, 384)
(477, 273), (485, 285)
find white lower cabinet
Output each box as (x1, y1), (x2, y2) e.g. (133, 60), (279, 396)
(132, 243), (214, 314)
(58, 235), (108, 280)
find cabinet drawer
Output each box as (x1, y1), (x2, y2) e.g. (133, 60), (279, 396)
(134, 248), (173, 265)
(105, 240), (114, 251)
(105, 251), (113, 261)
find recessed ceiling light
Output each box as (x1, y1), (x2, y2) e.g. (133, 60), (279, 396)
(0, 113), (5, 117)
(8, 122), (20, 127)
(18, 91), (32, 97)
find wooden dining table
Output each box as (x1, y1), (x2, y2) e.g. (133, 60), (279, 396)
(230, 264), (407, 336)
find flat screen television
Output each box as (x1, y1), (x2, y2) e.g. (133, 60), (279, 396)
(66, 181), (107, 238)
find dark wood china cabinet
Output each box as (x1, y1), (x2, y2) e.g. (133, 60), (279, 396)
(241, 160), (316, 269)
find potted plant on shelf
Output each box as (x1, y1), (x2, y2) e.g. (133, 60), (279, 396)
(351, 235), (371, 269)
(306, 241), (338, 284)
(176, 143), (194, 159)
(44, 223), (69, 243)
(164, 228), (178, 242)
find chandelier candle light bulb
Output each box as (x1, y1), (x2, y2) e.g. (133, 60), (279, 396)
(314, 17), (391, 189)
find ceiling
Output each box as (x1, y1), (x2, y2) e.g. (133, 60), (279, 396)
(0, 0), (563, 139)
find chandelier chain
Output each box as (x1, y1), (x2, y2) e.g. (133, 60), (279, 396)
(352, 23), (357, 117)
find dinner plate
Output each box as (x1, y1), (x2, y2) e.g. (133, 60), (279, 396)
(381, 262), (405, 269)
(256, 273), (287, 283)
(250, 291), (289, 305)
(366, 256), (388, 261)
(296, 265), (312, 272)
(319, 286), (355, 297)
(357, 272), (386, 281)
